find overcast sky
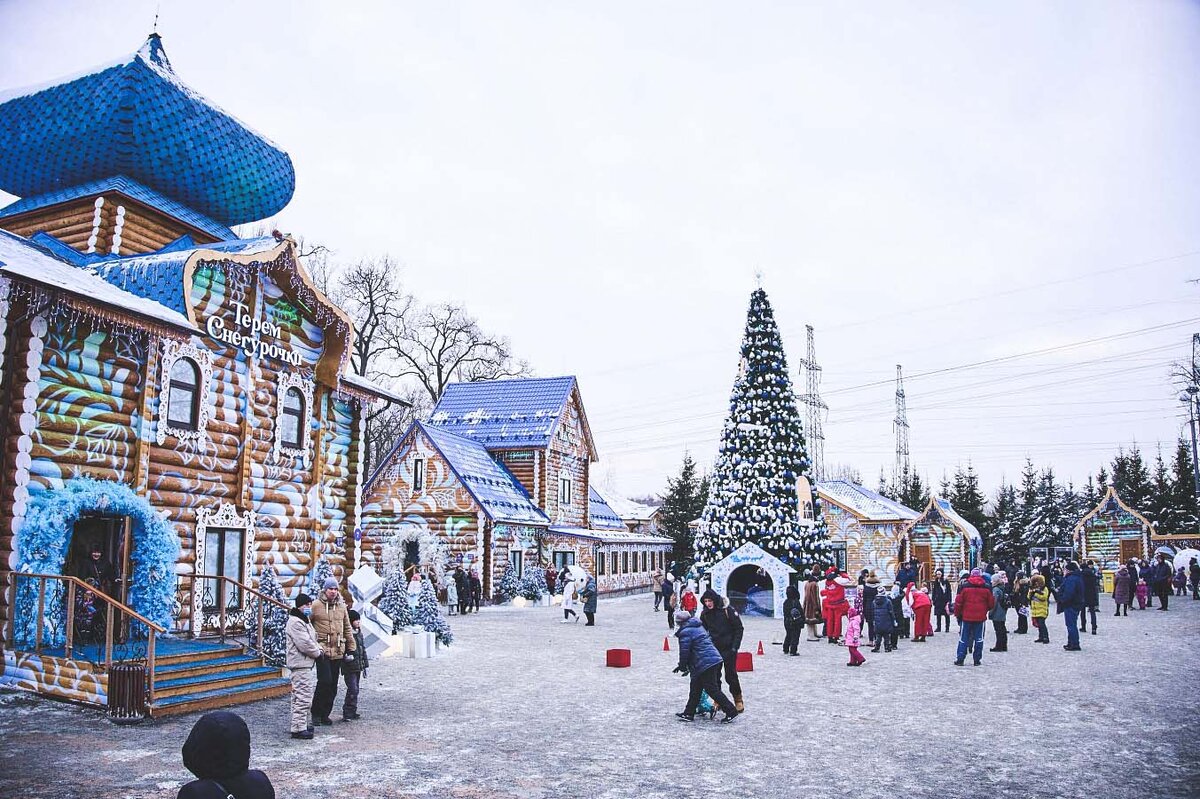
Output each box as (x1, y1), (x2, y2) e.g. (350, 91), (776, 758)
(3, 2), (1199, 503)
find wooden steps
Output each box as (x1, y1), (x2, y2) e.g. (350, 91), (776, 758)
(148, 641), (289, 717)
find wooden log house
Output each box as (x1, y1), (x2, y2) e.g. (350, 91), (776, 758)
(899, 496), (983, 581)
(816, 479), (920, 582)
(0, 34), (403, 714)
(1073, 486), (1152, 571)
(361, 377), (672, 599)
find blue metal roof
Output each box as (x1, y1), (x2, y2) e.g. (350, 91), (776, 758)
(428, 377), (583, 451)
(0, 34), (294, 227)
(88, 236), (281, 315)
(588, 486), (627, 531)
(0, 175), (235, 242)
(419, 422), (550, 526)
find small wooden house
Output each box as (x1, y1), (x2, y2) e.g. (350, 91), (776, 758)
(900, 496), (983, 581)
(361, 377), (671, 599)
(1073, 486), (1151, 571)
(817, 480), (919, 581)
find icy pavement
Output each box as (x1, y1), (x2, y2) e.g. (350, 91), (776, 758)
(2, 594), (1199, 799)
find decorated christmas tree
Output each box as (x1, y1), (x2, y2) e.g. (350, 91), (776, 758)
(251, 565), (288, 666)
(520, 565), (547, 601)
(696, 287), (831, 573)
(378, 567), (414, 633)
(496, 563), (521, 602)
(415, 577), (453, 646)
(308, 557), (334, 596)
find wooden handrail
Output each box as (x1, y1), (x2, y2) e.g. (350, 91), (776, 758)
(194, 574), (289, 611)
(17, 573), (167, 634)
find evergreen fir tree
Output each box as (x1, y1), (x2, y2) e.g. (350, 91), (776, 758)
(1170, 439), (1199, 534)
(378, 568), (413, 633)
(1016, 458), (1039, 546)
(1111, 445), (1152, 511)
(1147, 448), (1173, 532)
(1024, 467), (1068, 550)
(252, 565), (288, 667)
(659, 454), (708, 569)
(1061, 480), (1083, 532)
(895, 465), (931, 512)
(520, 565), (547, 600)
(987, 483), (1020, 563)
(308, 558), (334, 596)
(696, 288), (829, 572)
(949, 465), (988, 547)
(1082, 476), (1100, 509)
(414, 577), (453, 646)
(496, 563), (521, 602)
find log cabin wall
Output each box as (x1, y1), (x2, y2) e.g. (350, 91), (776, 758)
(822, 502), (904, 583)
(359, 429), (483, 576)
(542, 395), (589, 527)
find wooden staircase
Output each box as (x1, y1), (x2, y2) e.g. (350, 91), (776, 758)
(150, 640), (289, 717)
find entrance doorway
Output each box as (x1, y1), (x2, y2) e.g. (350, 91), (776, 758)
(404, 540), (421, 576)
(727, 564), (774, 617)
(67, 514), (129, 602)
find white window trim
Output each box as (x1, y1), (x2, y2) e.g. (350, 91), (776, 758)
(558, 473), (572, 507)
(193, 502), (257, 626)
(413, 458), (426, 492)
(274, 371), (314, 467)
(157, 339), (213, 445)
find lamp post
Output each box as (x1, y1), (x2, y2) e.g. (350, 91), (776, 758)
(1180, 386), (1200, 499)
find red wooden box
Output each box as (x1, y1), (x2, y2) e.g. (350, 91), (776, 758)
(735, 651), (754, 672)
(606, 648), (631, 668)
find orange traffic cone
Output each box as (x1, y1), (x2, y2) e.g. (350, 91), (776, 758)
(663, 636), (670, 652)
(756, 640), (765, 656)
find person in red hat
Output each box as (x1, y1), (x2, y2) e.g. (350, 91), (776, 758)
(820, 568), (849, 643)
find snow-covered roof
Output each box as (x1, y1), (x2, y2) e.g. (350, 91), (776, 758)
(340, 372), (410, 406)
(0, 229), (194, 332)
(816, 480), (919, 522)
(908, 496), (983, 544)
(548, 526), (672, 546)
(605, 494), (660, 522)
(0, 34), (293, 226)
(587, 486), (627, 531)
(417, 422), (550, 527)
(428, 376), (597, 458)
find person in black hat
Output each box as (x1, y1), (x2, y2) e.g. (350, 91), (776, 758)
(340, 608), (369, 721)
(176, 710), (274, 798)
(286, 593), (321, 740)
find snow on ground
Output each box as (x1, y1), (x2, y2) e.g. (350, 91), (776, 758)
(2, 593), (1199, 799)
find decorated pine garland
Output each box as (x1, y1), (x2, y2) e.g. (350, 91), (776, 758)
(14, 478), (179, 647)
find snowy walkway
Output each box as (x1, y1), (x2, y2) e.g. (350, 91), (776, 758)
(2, 593), (1198, 798)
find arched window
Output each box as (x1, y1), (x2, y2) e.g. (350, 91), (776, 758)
(167, 357), (201, 431)
(280, 387), (305, 449)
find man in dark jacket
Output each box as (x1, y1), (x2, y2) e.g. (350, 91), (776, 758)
(700, 589), (745, 712)
(782, 584), (802, 656)
(861, 575), (880, 642)
(673, 611), (738, 723)
(1080, 561), (1100, 635)
(1152, 553), (1173, 611)
(177, 711), (275, 799)
(453, 567), (470, 615)
(895, 560), (919, 593)
(1189, 557), (1200, 600)
(930, 569), (952, 632)
(953, 569), (995, 666)
(1057, 561), (1085, 650)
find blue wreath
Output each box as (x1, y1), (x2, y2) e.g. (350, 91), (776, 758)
(14, 478), (179, 647)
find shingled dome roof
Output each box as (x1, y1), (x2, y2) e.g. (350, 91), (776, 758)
(0, 34), (294, 226)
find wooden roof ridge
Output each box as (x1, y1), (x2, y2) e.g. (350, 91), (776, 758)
(1072, 484), (1153, 534)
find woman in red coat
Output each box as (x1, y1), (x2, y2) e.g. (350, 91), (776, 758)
(820, 569), (849, 643)
(907, 583), (934, 642)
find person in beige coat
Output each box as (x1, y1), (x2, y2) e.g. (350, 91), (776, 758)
(309, 577), (356, 726)
(286, 593), (322, 740)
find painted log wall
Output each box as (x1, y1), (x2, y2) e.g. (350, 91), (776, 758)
(360, 429), (481, 575)
(823, 504), (903, 582)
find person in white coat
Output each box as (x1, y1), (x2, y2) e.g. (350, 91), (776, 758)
(286, 593), (323, 740)
(560, 574), (579, 623)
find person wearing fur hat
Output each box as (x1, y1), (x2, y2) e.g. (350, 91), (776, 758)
(1112, 564), (1132, 616)
(1030, 574), (1051, 643)
(309, 577), (356, 727)
(988, 571), (1009, 652)
(285, 594), (322, 740)
(672, 610), (738, 723)
(782, 584), (803, 656)
(820, 569), (849, 643)
(931, 569), (952, 632)
(802, 575), (823, 641)
(844, 606), (866, 666)
(700, 589), (745, 711)
(953, 568), (995, 666)
(870, 586), (897, 652)
(861, 573), (880, 644)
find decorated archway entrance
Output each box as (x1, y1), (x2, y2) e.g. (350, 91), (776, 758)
(708, 542), (796, 620)
(14, 478), (178, 646)
(727, 563), (775, 616)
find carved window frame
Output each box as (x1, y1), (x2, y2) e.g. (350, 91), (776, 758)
(274, 370), (314, 467)
(157, 339), (213, 445)
(193, 503), (257, 626)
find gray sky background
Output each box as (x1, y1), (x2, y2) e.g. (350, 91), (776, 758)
(2, 2), (1199, 503)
